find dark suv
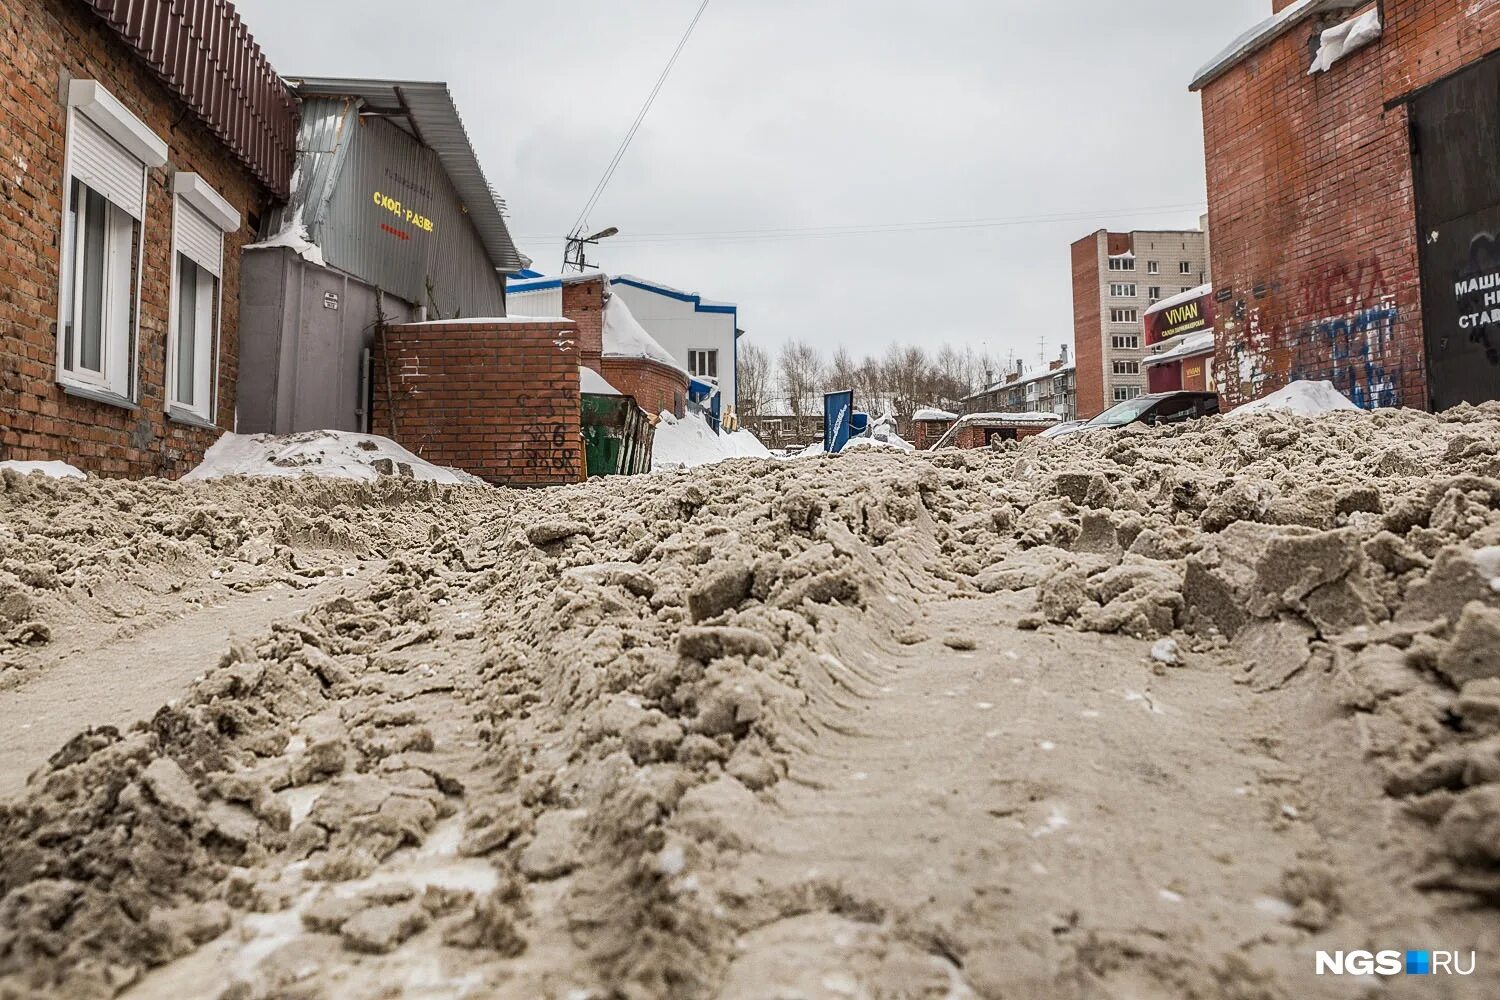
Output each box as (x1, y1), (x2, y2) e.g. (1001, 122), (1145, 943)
(1052, 391), (1220, 438)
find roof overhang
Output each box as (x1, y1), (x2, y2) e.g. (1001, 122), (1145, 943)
(1190, 0), (1367, 92)
(284, 77), (524, 274)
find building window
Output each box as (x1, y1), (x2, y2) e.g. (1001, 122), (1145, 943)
(1148, 286), (1162, 302)
(1113, 361), (1141, 375)
(1110, 308), (1138, 324)
(1111, 334), (1141, 350)
(168, 175), (238, 420)
(1147, 261), (1160, 274)
(1108, 256), (1135, 271)
(1026, 382), (1038, 400)
(1109, 283), (1137, 297)
(57, 82), (168, 403)
(1114, 385), (1143, 402)
(689, 349), (718, 379)
(1180, 261), (1193, 274)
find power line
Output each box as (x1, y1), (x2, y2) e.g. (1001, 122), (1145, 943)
(526, 201), (1208, 248)
(569, 0), (714, 237)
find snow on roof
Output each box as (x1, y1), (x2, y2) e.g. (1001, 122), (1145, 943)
(1144, 282), (1214, 318)
(1226, 381), (1363, 420)
(1143, 331), (1216, 367)
(602, 295), (687, 372)
(407, 316), (570, 325)
(1191, 0), (1350, 92)
(912, 408), (959, 422)
(609, 274), (737, 313)
(580, 366), (621, 396)
(958, 412), (1062, 426)
(183, 431), (484, 485)
(507, 272), (607, 292)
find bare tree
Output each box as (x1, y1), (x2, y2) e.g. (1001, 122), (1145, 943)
(778, 340), (825, 421)
(737, 342), (771, 419)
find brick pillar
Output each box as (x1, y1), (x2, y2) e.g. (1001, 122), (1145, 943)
(372, 319), (584, 486)
(562, 277), (606, 374)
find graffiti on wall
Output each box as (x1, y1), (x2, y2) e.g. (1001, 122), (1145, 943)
(1221, 253), (1407, 409)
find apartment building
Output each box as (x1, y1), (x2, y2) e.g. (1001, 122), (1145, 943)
(1071, 229), (1210, 418)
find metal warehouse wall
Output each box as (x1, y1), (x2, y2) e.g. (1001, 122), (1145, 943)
(310, 110), (506, 319)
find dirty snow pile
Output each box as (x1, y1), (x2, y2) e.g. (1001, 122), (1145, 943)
(2, 399), (1500, 998)
(185, 431), (484, 486)
(652, 410), (769, 470)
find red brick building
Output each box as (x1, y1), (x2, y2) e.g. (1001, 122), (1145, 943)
(1193, 0), (1500, 412)
(0, 0), (294, 476)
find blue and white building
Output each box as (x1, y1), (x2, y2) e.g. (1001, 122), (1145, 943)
(508, 272), (742, 419)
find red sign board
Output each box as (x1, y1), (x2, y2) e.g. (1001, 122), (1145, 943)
(1145, 288), (1215, 346)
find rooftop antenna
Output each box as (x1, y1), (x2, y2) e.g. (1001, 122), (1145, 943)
(563, 227), (619, 273)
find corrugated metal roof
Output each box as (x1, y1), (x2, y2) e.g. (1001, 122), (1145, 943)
(284, 78), (524, 273)
(84, 0), (297, 198)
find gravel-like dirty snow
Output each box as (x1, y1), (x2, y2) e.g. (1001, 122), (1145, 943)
(2, 401), (1500, 999)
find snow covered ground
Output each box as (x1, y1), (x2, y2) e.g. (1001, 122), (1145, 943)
(183, 431), (484, 485)
(0, 461), (85, 480)
(1226, 380), (1362, 419)
(652, 411), (769, 470)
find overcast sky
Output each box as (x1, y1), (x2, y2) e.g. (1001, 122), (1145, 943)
(246, 0), (1266, 367)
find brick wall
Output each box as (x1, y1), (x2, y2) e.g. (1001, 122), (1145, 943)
(911, 419), (955, 450)
(952, 425), (1047, 450)
(372, 319), (584, 487)
(1071, 234), (1105, 419)
(599, 357), (688, 420)
(0, 0), (268, 476)
(1200, 0), (1500, 411)
(562, 276), (605, 372)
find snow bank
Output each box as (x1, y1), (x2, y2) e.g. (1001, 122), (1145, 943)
(184, 431), (484, 485)
(0, 460), (85, 480)
(1226, 381), (1363, 420)
(603, 296), (686, 372)
(1309, 7), (1381, 75)
(652, 411), (769, 471)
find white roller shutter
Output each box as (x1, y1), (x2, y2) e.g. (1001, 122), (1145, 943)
(175, 202), (223, 277)
(70, 112), (147, 220)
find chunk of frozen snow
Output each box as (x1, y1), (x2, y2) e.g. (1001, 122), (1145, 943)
(1472, 547), (1500, 593)
(1151, 638), (1181, 666)
(1308, 8), (1382, 75)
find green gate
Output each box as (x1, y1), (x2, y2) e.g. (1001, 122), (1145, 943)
(581, 394), (656, 477)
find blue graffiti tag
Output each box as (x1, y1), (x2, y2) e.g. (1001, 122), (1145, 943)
(1308, 304), (1401, 409)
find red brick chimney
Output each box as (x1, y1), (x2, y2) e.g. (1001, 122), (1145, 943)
(560, 276), (606, 374)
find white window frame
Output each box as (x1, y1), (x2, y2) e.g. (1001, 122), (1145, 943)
(1108, 256), (1135, 272)
(56, 81), (168, 405)
(1114, 385), (1144, 402)
(1111, 334), (1142, 350)
(1180, 261), (1194, 274)
(1147, 261), (1160, 274)
(689, 348), (719, 380)
(1109, 283), (1137, 297)
(1113, 360), (1141, 375)
(1110, 308), (1139, 324)
(167, 173), (240, 423)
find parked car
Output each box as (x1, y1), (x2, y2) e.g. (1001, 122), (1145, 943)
(1048, 392), (1221, 440)
(1039, 419), (1088, 439)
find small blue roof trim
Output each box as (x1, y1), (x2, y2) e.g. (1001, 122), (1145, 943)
(509, 278), (562, 292)
(610, 276), (738, 319)
(513, 268), (544, 279)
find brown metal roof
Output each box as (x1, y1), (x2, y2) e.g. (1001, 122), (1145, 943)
(85, 0), (297, 199)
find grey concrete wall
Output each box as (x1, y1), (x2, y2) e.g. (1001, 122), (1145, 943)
(238, 246), (418, 434)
